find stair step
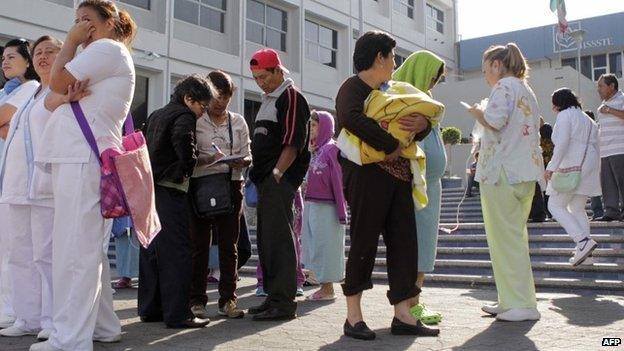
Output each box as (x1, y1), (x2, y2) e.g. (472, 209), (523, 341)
(238, 266), (623, 290)
(248, 233), (624, 244)
(242, 255), (623, 275)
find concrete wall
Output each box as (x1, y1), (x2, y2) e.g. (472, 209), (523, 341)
(432, 66), (602, 138)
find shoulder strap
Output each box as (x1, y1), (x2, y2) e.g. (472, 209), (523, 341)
(227, 112), (233, 155)
(580, 121), (593, 168)
(70, 102), (101, 164)
(124, 113), (134, 135)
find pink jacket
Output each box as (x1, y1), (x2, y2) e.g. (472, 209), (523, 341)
(304, 111), (347, 224)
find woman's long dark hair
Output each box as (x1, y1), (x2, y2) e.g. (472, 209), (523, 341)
(3, 38), (39, 81)
(552, 88), (582, 112)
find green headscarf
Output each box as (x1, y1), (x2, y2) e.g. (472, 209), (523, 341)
(392, 50), (445, 96)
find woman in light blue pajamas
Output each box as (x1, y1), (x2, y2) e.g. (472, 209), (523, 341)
(392, 50), (446, 324)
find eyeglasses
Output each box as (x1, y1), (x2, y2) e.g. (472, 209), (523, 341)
(198, 101), (209, 111)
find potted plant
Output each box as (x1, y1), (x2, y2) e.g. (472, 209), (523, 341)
(441, 126), (463, 188)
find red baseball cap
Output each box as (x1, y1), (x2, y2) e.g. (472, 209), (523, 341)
(250, 48), (290, 74)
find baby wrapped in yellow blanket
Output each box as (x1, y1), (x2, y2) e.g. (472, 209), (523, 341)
(336, 81), (445, 210)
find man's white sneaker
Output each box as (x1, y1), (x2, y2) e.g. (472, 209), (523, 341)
(569, 256), (594, 265)
(93, 334), (121, 343)
(481, 303), (508, 315)
(495, 308), (541, 322)
(571, 238), (598, 266)
(29, 341), (62, 351)
(37, 329), (52, 341)
(0, 325), (39, 337)
(0, 315), (15, 329)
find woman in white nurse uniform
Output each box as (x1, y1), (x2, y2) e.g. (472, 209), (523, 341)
(0, 36), (65, 341)
(29, 1), (137, 350)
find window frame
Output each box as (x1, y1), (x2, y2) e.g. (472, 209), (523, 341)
(393, 0), (415, 19)
(561, 51), (624, 81)
(304, 19), (338, 68)
(174, 0), (227, 34)
(426, 3), (444, 34)
(118, 0), (151, 10)
(246, 0), (288, 52)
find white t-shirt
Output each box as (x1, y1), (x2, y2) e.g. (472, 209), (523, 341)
(36, 39), (135, 164)
(1, 88), (53, 206)
(597, 90), (624, 158)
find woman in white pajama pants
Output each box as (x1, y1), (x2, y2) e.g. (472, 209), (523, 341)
(0, 37), (67, 340)
(29, 2), (137, 350)
(0, 38), (41, 329)
(546, 89), (601, 266)
(48, 160), (121, 349)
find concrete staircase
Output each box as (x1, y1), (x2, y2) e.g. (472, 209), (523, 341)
(240, 188), (624, 291)
(109, 187), (624, 291)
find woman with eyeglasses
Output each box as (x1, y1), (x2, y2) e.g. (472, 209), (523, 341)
(139, 74), (214, 329)
(188, 70), (251, 320)
(0, 37), (40, 331)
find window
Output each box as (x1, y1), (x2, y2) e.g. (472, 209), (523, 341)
(130, 75), (150, 129)
(395, 53), (407, 68)
(593, 54), (607, 81)
(174, 0), (226, 33)
(119, 0), (150, 10)
(580, 55), (592, 80)
(244, 98), (262, 132)
(394, 0), (414, 19)
(609, 52), (622, 78)
(562, 53), (624, 80)
(562, 57), (577, 70)
(246, 0), (287, 52)
(305, 20), (337, 68)
(426, 4), (444, 34)
(0, 45), (5, 88)
(44, 0), (73, 7)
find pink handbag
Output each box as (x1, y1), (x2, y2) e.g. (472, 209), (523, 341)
(71, 102), (161, 248)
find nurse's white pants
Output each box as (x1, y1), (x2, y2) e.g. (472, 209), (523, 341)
(7, 204), (54, 331)
(0, 204), (15, 319)
(48, 160), (120, 351)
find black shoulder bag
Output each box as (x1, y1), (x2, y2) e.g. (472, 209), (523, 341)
(189, 113), (234, 218)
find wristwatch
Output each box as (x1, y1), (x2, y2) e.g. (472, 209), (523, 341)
(272, 168), (283, 178)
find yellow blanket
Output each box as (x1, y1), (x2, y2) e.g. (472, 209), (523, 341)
(337, 81), (445, 210)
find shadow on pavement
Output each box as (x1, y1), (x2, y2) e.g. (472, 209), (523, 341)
(96, 281), (332, 350)
(549, 295), (624, 327)
(318, 328), (422, 351)
(452, 320), (538, 351)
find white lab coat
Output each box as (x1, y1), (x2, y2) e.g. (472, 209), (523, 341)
(546, 107), (601, 196)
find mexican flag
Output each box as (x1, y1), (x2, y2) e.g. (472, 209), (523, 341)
(550, 0), (568, 33)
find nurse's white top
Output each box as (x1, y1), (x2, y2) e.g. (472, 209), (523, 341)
(546, 107), (601, 197)
(0, 81), (40, 158)
(475, 77), (545, 188)
(36, 38), (135, 165)
(0, 87), (54, 207)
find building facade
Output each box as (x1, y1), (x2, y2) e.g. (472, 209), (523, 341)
(433, 11), (624, 177)
(1, 0), (458, 128)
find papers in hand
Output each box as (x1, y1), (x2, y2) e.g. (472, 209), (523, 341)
(207, 154), (246, 167)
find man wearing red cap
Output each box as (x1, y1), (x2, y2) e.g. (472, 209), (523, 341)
(247, 48), (310, 321)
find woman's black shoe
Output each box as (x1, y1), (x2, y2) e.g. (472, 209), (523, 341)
(343, 320), (376, 340)
(390, 317), (440, 336)
(248, 300), (271, 315)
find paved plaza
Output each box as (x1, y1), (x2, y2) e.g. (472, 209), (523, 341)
(1, 277), (622, 351)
